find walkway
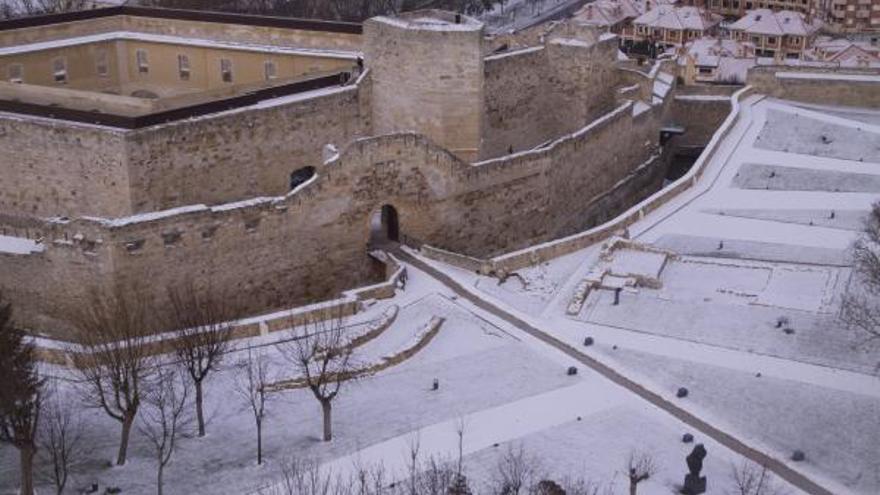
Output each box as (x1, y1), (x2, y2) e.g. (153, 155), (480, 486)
(392, 248), (836, 495)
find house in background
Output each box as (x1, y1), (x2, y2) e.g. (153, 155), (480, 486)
(631, 6), (723, 49)
(573, 0), (678, 48)
(728, 9), (822, 58)
(810, 37), (880, 66)
(678, 37), (756, 83)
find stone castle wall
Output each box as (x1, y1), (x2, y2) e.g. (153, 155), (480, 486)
(747, 66), (880, 108)
(0, 72), (372, 218)
(0, 13), (679, 336)
(125, 74), (372, 213)
(669, 95), (732, 148)
(364, 13), (484, 162)
(0, 116), (132, 218)
(482, 47), (551, 157)
(3, 96), (663, 335)
(481, 36), (619, 159)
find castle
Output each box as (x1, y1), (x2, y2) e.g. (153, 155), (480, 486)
(0, 6), (725, 336)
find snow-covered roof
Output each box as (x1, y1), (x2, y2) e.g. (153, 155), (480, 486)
(0, 31), (360, 60)
(716, 57), (756, 83)
(810, 38), (880, 66)
(574, 0), (641, 27)
(728, 9), (821, 37)
(633, 6), (721, 32)
(573, 0), (677, 27)
(681, 38), (755, 67)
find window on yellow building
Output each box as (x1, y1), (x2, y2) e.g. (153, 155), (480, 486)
(8, 63), (23, 83)
(52, 58), (67, 84)
(96, 49), (109, 77)
(136, 49), (149, 74)
(178, 54), (191, 81)
(220, 58), (233, 83)
(264, 60), (277, 81)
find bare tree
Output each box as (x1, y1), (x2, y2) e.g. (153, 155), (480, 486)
(167, 284), (235, 437)
(138, 369), (193, 495)
(1, 0), (89, 18)
(625, 450), (656, 495)
(276, 456), (340, 495)
(280, 309), (355, 442)
(71, 289), (156, 466)
(841, 202), (880, 354)
(0, 293), (43, 495)
(38, 381), (84, 495)
(728, 460), (787, 495)
(491, 444), (542, 495)
(233, 348), (274, 465)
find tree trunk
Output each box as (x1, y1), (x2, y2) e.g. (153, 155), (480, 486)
(157, 463), (164, 495)
(256, 419), (263, 465)
(321, 400), (332, 442)
(195, 380), (206, 437)
(117, 413), (135, 466)
(19, 445), (35, 495)
(629, 480), (637, 495)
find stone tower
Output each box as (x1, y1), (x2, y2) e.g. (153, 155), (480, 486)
(364, 10), (485, 162)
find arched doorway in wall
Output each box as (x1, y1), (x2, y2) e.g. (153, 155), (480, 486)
(369, 204), (400, 246)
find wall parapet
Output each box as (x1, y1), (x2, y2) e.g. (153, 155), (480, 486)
(32, 250), (404, 365)
(420, 86), (756, 274)
(747, 65), (880, 108)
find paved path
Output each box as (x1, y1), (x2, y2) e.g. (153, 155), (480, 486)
(393, 247), (836, 495)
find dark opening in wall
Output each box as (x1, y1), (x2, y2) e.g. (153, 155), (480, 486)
(369, 204), (400, 245)
(289, 166), (316, 190)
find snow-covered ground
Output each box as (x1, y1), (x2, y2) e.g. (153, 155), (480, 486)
(606, 348), (880, 495)
(5, 96), (877, 495)
(420, 96), (880, 494)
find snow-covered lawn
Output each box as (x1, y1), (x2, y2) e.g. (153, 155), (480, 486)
(0, 293), (575, 494)
(404, 95), (880, 495)
(652, 233), (849, 266)
(755, 108), (880, 164)
(604, 348), (880, 495)
(465, 405), (774, 495)
(732, 163), (880, 192)
(583, 289), (877, 373)
(701, 208), (867, 231)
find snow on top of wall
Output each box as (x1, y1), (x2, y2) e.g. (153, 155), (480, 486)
(674, 94), (732, 101)
(0, 31), (361, 60)
(775, 71), (880, 83)
(632, 100), (651, 116)
(484, 45), (544, 62)
(375, 15), (483, 32)
(653, 80), (671, 98)
(551, 37), (595, 48)
(79, 175), (321, 228)
(0, 235), (44, 255)
(210, 197), (276, 212)
(82, 204), (208, 228)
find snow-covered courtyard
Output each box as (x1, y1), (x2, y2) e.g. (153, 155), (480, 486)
(416, 97), (880, 494)
(3, 96), (879, 495)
